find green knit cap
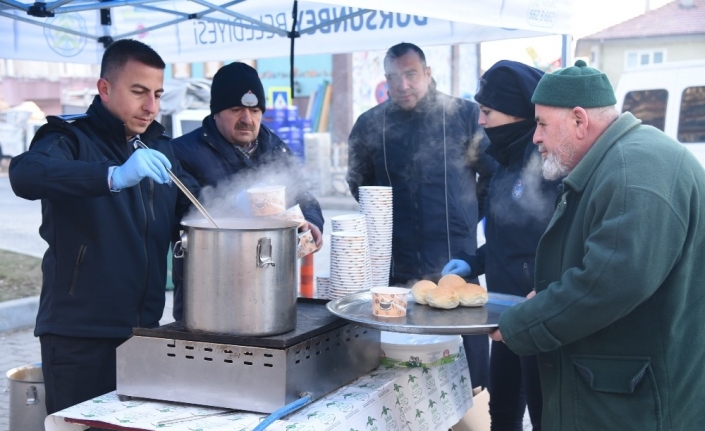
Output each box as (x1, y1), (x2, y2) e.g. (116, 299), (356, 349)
(531, 60), (617, 108)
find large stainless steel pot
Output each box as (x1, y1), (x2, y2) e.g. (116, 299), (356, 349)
(6, 364), (46, 431)
(178, 218), (299, 336)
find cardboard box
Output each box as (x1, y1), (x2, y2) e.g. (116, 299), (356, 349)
(452, 387), (490, 431)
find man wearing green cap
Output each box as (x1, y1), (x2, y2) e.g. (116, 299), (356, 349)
(490, 60), (705, 430)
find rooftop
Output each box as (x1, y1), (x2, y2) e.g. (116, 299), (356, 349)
(579, 0), (705, 41)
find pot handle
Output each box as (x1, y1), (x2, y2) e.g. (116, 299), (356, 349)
(26, 386), (39, 405)
(257, 237), (276, 268)
(173, 231), (188, 259)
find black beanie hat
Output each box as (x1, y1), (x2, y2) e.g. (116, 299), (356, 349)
(531, 60), (617, 108)
(210, 62), (266, 115)
(474, 60), (544, 119)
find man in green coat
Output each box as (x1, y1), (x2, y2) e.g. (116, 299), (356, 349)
(490, 60), (705, 431)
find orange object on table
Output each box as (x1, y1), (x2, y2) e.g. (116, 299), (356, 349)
(300, 254), (314, 298)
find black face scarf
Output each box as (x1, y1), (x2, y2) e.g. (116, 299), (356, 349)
(484, 118), (536, 166)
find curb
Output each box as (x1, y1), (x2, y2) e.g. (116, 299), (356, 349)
(0, 295), (38, 333)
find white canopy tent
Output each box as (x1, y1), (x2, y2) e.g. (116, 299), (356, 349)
(0, 0), (573, 64)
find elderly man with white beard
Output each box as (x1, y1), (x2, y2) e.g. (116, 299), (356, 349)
(490, 60), (705, 431)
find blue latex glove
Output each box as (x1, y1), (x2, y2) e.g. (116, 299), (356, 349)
(442, 259), (471, 277)
(233, 182), (267, 215)
(233, 189), (253, 216)
(112, 149), (172, 190)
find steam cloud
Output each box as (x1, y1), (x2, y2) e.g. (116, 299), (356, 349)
(490, 151), (556, 226)
(184, 156), (308, 221)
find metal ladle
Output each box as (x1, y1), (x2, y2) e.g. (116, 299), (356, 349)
(133, 140), (219, 228)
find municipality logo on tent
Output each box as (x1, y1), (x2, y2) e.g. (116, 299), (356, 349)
(43, 13), (88, 57)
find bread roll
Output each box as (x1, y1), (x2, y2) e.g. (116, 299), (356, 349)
(438, 274), (466, 290)
(425, 285), (460, 309)
(457, 283), (488, 307)
(411, 280), (437, 305)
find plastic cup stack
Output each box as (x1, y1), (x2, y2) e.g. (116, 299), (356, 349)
(357, 186), (393, 288)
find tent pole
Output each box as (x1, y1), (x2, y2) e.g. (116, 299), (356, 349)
(561, 34), (571, 67)
(289, 0), (299, 103)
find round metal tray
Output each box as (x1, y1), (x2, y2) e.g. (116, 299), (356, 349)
(326, 291), (525, 335)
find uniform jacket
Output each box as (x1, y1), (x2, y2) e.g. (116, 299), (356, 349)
(347, 87), (496, 282)
(170, 115), (323, 231)
(461, 121), (561, 296)
(499, 113), (705, 431)
(9, 96), (196, 338)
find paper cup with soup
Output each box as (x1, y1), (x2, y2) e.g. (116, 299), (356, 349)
(371, 286), (409, 318)
(297, 229), (318, 258)
(272, 204), (306, 227)
(247, 185), (286, 216)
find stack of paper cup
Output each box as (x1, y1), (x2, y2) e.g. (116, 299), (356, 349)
(358, 186), (393, 287)
(330, 214), (372, 286)
(329, 231), (369, 299)
(315, 275), (330, 300)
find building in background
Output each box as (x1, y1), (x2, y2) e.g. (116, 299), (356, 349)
(574, 0), (705, 167)
(575, 0), (705, 87)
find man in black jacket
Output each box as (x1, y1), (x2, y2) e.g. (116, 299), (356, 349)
(347, 42), (496, 388)
(170, 62), (324, 321)
(9, 39), (198, 414)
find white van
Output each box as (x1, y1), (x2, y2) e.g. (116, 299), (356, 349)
(614, 60), (705, 166)
(160, 109), (209, 139)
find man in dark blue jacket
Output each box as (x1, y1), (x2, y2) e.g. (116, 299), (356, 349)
(347, 42), (496, 388)
(170, 62), (324, 321)
(9, 39), (198, 415)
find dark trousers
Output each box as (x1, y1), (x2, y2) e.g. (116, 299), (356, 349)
(488, 340), (542, 431)
(462, 334), (490, 389)
(40, 334), (128, 415)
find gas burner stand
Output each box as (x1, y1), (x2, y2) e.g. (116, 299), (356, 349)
(116, 299), (380, 413)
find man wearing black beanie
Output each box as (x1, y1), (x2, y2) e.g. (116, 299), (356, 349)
(169, 62), (324, 321)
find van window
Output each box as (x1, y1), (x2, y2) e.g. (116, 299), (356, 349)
(622, 90), (668, 131)
(678, 86), (705, 143)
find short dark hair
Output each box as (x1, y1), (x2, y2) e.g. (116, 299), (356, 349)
(384, 42), (427, 68)
(100, 39), (165, 81)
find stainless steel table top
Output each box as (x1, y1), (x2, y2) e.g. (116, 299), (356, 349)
(326, 291), (525, 335)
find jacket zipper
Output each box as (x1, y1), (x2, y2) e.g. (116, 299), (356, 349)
(149, 179), (156, 221)
(136, 181), (149, 327)
(69, 244), (87, 295)
(123, 139), (150, 326)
